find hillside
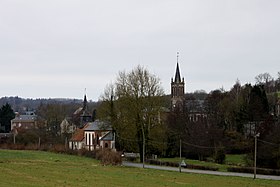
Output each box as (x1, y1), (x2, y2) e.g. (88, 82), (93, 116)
(0, 150), (279, 187)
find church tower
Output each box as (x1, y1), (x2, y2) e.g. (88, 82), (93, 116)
(80, 92), (92, 127)
(171, 53), (185, 110)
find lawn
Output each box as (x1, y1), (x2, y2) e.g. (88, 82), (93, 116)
(0, 150), (279, 187)
(225, 154), (246, 166)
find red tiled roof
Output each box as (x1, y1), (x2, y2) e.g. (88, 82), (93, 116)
(70, 124), (88, 142)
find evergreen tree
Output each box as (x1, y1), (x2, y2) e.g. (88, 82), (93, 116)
(0, 103), (15, 132)
(248, 85), (269, 122)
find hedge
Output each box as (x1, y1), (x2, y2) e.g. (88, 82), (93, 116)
(227, 166), (280, 176)
(146, 159), (218, 171)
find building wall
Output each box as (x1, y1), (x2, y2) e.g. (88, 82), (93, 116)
(69, 141), (84, 150)
(11, 121), (36, 130)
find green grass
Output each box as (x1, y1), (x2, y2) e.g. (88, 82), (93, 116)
(225, 154), (246, 166)
(1, 150), (280, 187)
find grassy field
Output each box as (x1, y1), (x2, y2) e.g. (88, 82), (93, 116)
(225, 154), (247, 166)
(0, 150), (280, 187)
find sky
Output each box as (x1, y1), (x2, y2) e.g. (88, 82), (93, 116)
(0, 0), (279, 101)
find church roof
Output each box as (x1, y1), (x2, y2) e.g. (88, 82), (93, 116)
(84, 120), (112, 131)
(174, 62), (181, 83)
(70, 124), (89, 142)
(100, 131), (114, 141)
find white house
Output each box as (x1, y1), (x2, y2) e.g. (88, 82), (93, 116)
(69, 120), (115, 151)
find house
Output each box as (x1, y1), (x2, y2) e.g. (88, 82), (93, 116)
(11, 111), (37, 131)
(84, 120), (115, 150)
(69, 124), (88, 150)
(69, 120), (115, 151)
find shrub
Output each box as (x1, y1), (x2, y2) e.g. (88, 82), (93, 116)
(214, 149), (226, 164)
(95, 149), (122, 165)
(227, 166), (280, 176)
(185, 164), (218, 171)
(49, 144), (67, 154)
(146, 159), (218, 171)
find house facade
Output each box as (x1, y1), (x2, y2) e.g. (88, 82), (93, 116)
(11, 111), (37, 131)
(69, 120), (115, 151)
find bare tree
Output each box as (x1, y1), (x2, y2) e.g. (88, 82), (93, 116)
(99, 65), (165, 161)
(255, 73), (273, 85)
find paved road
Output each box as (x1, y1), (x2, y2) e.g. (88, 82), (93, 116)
(122, 161), (280, 181)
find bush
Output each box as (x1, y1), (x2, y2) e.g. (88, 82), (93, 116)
(214, 149), (225, 164)
(95, 149), (122, 165)
(187, 164), (218, 171)
(146, 159), (218, 171)
(48, 144), (67, 154)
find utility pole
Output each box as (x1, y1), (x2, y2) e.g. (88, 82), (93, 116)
(13, 133), (16, 144)
(143, 136), (145, 168)
(38, 137), (41, 149)
(179, 138), (182, 172)
(142, 127), (145, 169)
(254, 133), (260, 179)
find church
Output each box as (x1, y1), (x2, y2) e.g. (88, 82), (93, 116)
(68, 94), (115, 151)
(170, 53), (207, 122)
(171, 53), (185, 111)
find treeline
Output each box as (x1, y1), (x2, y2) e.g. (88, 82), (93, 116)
(0, 96), (86, 113)
(168, 73), (280, 169)
(97, 70), (280, 169)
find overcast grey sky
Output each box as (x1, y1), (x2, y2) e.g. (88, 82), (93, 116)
(0, 0), (279, 100)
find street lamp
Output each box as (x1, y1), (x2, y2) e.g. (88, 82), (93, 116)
(254, 132), (260, 179)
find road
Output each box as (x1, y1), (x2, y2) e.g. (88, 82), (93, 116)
(122, 161), (280, 181)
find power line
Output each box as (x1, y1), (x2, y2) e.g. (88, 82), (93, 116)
(181, 141), (224, 149)
(115, 133), (224, 150)
(258, 139), (280, 146)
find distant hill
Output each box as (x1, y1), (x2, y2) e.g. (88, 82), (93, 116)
(0, 96), (98, 113)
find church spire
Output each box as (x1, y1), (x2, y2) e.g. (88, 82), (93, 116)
(174, 52), (181, 83)
(83, 88), (87, 111)
(171, 52), (185, 111)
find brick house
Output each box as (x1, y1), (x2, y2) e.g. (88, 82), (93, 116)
(11, 111), (37, 131)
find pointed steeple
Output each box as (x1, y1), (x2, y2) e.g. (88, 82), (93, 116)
(174, 52), (181, 83)
(82, 88), (87, 111)
(175, 62), (181, 83)
(83, 94), (87, 111)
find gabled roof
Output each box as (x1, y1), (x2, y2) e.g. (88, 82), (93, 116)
(70, 124), (88, 142)
(85, 120), (112, 131)
(11, 114), (37, 122)
(100, 131), (114, 141)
